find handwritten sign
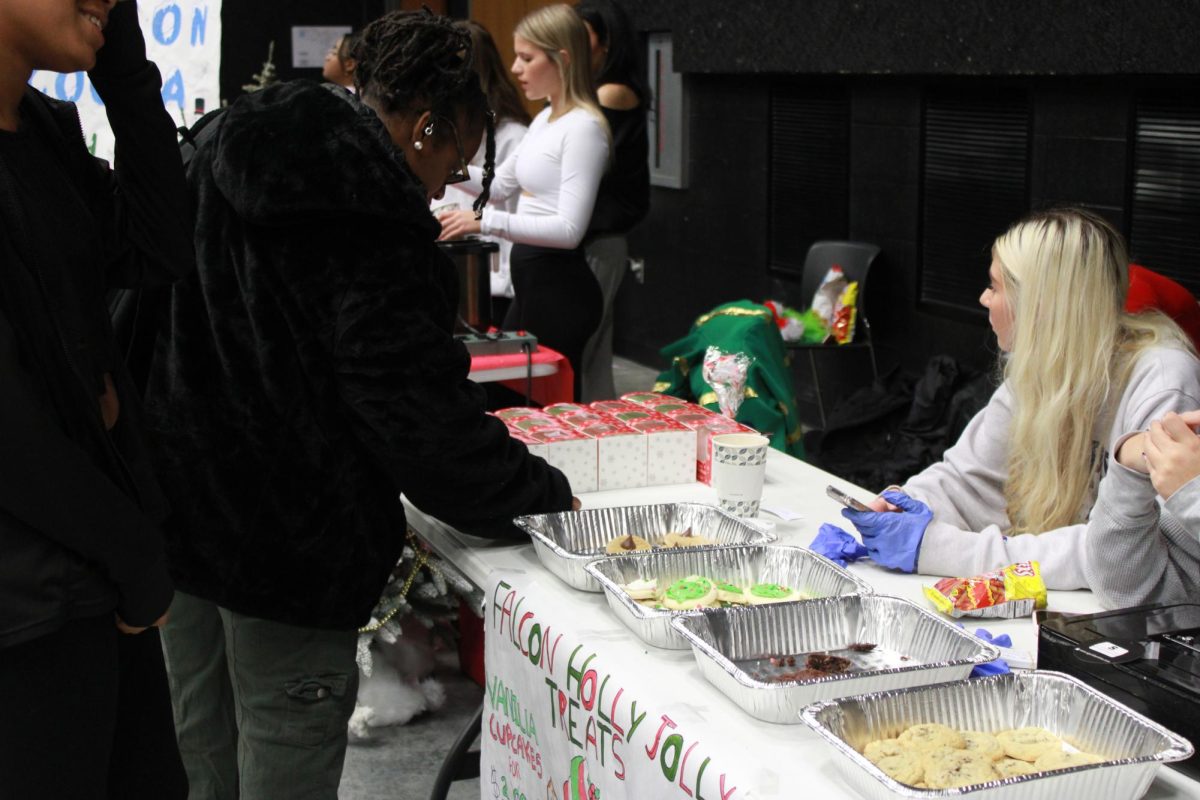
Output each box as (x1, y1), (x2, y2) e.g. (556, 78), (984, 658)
(485, 574), (742, 800)
(28, 1), (222, 163)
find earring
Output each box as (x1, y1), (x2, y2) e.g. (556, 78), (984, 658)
(414, 141), (423, 150)
(424, 124), (435, 136)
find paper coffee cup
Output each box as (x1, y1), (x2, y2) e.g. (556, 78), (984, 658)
(710, 433), (770, 517)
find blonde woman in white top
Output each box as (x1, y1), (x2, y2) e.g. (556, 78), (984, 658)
(440, 4), (610, 399)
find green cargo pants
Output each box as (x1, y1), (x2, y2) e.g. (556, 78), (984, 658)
(160, 592), (360, 800)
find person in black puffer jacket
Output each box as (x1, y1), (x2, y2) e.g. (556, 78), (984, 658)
(142, 10), (573, 799)
(0, 2), (194, 798)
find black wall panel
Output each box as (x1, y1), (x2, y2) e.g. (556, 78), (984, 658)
(1130, 93), (1200, 294)
(768, 84), (850, 277)
(920, 88), (1030, 314)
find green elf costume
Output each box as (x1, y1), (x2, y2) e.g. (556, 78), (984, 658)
(654, 300), (805, 458)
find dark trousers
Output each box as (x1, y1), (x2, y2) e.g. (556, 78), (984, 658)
(505, 243), (603, 401)
(0, 615), (187, 800)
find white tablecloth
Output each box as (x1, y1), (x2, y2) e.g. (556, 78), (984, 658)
(403, 450), (1199, 800)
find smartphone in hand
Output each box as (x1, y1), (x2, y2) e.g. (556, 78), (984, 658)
(826, 484), (871, 512)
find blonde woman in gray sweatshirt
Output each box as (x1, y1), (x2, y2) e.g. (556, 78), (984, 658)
(841, 209), (1200, 599)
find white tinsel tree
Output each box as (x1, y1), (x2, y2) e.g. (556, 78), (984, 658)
(348, 531), (477, 740)
(242, 41), (279, 94)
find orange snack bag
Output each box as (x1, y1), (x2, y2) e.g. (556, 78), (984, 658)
(923, 561), (1047, 619)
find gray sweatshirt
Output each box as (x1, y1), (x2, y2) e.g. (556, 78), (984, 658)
(1086, 437), (1200, 608)
(903, 346), (1200, 592)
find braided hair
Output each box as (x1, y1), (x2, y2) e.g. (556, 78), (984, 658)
(351, 10), (495, 215)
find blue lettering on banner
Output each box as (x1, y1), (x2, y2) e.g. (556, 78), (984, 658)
(153, 4), (182, 46)
(55, 72), (85, 103)
(191, 6), (208, 46)
(161, 69), (186, 114)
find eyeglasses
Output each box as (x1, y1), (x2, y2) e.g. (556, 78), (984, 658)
(434, 115), (470, 186)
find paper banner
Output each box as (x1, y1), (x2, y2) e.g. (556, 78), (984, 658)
(484, 574), (744, 800)
(28, 0), (223, 163)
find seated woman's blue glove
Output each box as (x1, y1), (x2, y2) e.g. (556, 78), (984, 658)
(968, 627), (1012, 677)
(809, 523), (868, 567)
(841, 490), (932, 573)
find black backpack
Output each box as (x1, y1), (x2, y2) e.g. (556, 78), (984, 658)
(108, 107), (227, 395)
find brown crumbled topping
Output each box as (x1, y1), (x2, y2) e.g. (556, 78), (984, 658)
(806, 653), (852, 673)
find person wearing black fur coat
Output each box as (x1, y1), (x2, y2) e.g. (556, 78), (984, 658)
(142, 12), (573, 800)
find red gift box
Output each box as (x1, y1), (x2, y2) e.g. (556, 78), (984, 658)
(493, 407), (550, 422)
(524, 427), (597, 492)
(542, 402), (590, 417)
(661, 407), (756, 484)
(589, 399), (642, 414)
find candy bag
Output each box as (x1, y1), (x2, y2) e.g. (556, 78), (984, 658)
(831, 282), (858, 344)
(923, 561), (1047, 619)
(701, 346), (752, 418)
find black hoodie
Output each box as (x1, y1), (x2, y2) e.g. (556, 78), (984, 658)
(0, 2), (194, 648)
(144, 81), (572, 630)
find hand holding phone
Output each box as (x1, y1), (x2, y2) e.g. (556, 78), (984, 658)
(826, 484), (871, 512)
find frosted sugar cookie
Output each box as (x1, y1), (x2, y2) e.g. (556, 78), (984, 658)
(1033, 749), (1102, 772)
(745, 582), (801, 605)
(715, 581), (747, 603)
(873, 752), (924, 786)
(960, 731), (1005, 762)
(605, 534), (651, 554)
(996, 727), (1061, 762)
(622, 578), (657, 601)
(662, 576), (718, 610)
(862, 738), (905, 764)
(923, 749), (998, 789)
(898, 723), (965, 752)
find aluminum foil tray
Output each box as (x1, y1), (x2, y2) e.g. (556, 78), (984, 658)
(670, 595), (998, 723)
(801, 670), (1193, 799)
(583, 544), (873, 649)
(514, 503), (776, 592)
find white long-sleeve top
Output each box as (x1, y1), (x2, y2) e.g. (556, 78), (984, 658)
(902, 345), (1200, 591)
(481, 106), (609, 250)
(438, 118), (527, 297)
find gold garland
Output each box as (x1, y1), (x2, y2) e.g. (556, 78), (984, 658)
(693, 306), (773, 328)
(698, 386), (758, 407)
(357, 529), (435, 634)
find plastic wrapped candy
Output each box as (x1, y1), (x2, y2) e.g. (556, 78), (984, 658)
(923, 561), (1048, 619)
(701, 346), (752, 418)
(831, 282), (859, 344)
